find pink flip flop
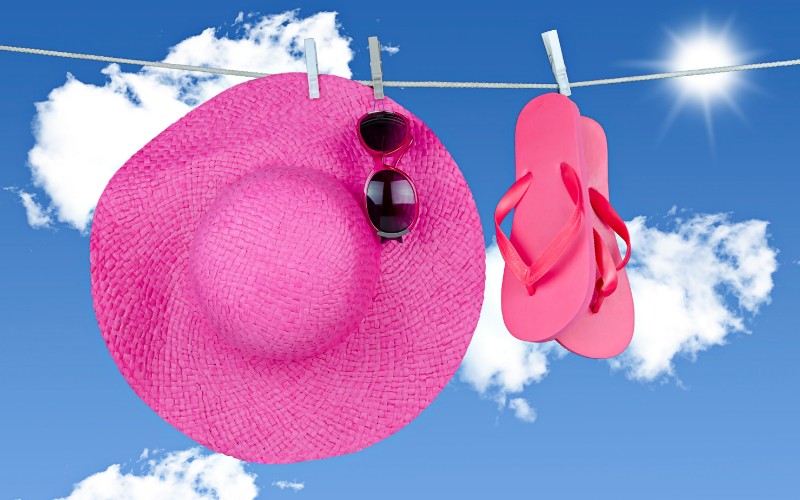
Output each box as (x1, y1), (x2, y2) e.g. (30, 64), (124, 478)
(495, 93), (595, 342)
(555, 117), (634, 358)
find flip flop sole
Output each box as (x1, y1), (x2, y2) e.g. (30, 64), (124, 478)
(500, 93), (595, 342)
(556, 117), (635, 358)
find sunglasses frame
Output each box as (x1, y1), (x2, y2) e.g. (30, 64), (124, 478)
(358, 110), (419, 241)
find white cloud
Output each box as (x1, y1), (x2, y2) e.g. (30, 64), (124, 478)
(460, 211), (777, 419)
(381, 44), (400, 55)
(23, 10), (354, 232)
(58, 448), (258, 500)
(507, 398), (537, 424)
(459, 245), (566, 419)
(273, 480), (306, 492)
(611, 213), (777, 381)
(9, 189), (53, 228)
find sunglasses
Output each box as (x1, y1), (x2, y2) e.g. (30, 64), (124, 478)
(358, 111), (419, 242)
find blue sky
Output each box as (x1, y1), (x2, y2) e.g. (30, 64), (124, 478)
(1, 0), (799, 498)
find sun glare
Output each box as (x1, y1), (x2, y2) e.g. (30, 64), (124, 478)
(669, 29), (740, 99)
(657, 19), (752, 146)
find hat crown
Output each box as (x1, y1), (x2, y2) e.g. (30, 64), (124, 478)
(189, 166), (381, 361)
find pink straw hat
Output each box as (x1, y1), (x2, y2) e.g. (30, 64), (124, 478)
(90, 73), (485, 463)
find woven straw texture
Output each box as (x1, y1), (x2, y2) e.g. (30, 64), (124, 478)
(90, 73), (486, 463)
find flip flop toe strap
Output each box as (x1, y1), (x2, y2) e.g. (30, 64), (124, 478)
(495, 163), (585, 296)
(591, 229), (619, 313)
(589, 188), (631, 270)
(588, 188), (632, 313)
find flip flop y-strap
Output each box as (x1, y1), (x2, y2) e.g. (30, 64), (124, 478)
(588, 188), (632, 313)
(589, 188), (631, 270)
(495, 162), (585, 296)
(590, 230), (618, 313)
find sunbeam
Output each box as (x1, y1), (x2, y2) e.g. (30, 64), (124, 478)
(656, 17), (757, 147)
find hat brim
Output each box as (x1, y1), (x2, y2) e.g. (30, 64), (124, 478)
(90, 73), (485, 463)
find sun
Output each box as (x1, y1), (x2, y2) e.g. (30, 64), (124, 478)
(658, 19), (753, 145)
(669, 30), (740, 98)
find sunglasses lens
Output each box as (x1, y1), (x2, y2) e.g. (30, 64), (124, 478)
(366, 170), (416, 235)
(359, 112), (408, 153)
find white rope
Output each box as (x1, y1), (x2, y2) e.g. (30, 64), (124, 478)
(569, 59), (800, 87)
(1, 43), (798, 89)
(0, 45), (269, 78)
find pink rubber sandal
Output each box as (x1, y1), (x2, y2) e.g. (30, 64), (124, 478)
(496, 93), (595, 343)
(555, 117), (634, 358)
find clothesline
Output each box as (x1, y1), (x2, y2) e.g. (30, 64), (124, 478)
(1, 43), (799, 89)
